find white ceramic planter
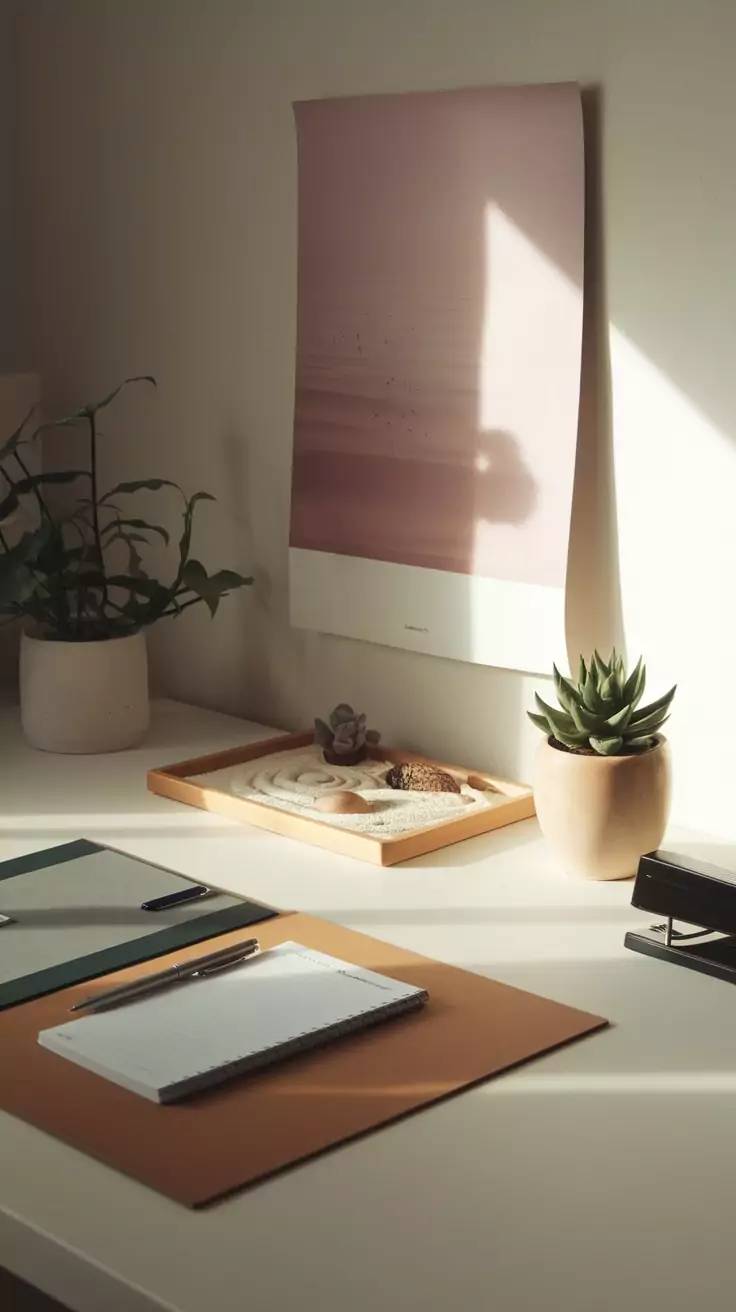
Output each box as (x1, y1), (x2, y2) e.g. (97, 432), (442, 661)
(20, 630), (150, 754)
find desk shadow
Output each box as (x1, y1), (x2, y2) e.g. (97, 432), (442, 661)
(404, 819), (540, 868)
(320, 905), (643, 928)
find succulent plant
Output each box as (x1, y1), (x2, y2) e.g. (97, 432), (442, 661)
(314, 704), (381, 760)
(528, 650), (676, 757)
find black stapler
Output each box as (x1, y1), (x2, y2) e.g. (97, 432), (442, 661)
(625, 849), (736, 983)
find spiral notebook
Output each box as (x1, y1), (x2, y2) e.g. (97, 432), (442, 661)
(37, 942), (428, 1103)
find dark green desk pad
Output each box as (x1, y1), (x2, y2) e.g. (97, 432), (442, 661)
(0, 839), (277, 1009)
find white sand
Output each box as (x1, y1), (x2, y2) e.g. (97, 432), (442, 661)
(192, 746), (501, 837)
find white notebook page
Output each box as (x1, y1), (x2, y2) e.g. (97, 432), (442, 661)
(38, 942), (424, 1097)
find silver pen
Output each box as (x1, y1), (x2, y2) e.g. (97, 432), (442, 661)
(69, 938), (261, 1014)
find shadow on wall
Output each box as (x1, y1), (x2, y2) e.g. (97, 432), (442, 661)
(290, 426), (537, 575)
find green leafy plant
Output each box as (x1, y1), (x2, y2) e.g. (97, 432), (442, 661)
(528, 649), (676, 757)
(0, 376), (252, 640)
(314, 704), (381, 761)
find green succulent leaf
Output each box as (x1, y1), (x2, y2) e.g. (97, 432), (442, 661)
(528, 711), (552, 735)
(534, 693), (575, 734)
(552, 664), (582, 715)
(568, 698), (604, 734)
(553, 727), (591, 749)
(630, 684), (677, 724)
(590, 735), (624, 755)
(625, 734), (656, 752)
(535, 695), (588, 744)
(582, 675), (605, 714)
(604, 703), (634, 732)
(622, 657), (646, 710)
(593, 650), (610, 681)
(529, 645), (675, 757)
(599, 673), (616, 702)
(625, 709), (670, 737)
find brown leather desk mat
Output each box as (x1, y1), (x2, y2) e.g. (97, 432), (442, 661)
(0, 911), (607, 1207)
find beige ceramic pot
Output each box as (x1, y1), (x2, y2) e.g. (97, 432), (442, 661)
(533, 736), (671, 881)
(20, 629), (150, 753)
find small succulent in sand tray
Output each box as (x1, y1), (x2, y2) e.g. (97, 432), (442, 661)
(528, 649), (676, 757)
(314, 703), (381, 766)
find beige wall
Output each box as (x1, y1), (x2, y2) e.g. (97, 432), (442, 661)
(0, 0), (13, 367)
(9, 0), (736, 835)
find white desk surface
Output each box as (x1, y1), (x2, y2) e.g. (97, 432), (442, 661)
(2, 699), (735, 1312)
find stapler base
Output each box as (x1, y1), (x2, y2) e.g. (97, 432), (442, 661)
(625, 924), (736, 985)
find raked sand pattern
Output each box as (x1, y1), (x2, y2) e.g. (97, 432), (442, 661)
(192, 747), (501, 837)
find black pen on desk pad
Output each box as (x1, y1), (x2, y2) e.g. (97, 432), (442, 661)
(69, 938), (261, 1014)
(141, 883), (211, 912)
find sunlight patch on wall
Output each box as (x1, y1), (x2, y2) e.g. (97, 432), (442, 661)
(611, 324), (736, 834)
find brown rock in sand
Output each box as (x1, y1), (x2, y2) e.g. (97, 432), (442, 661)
(315, 791), (373, 815)
(386, 763), (461, 793)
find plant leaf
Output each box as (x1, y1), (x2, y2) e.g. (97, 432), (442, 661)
(106, 573), (168, 600)
(625, 709), (670, 737)
(212, 568), (252, 589)
(179, 557), (236, 617)
(582, 674), (605, 713)
(0, 470), (90, 521)
(552, 664), (581, 713)
(535, 694), (588, 744)
(100, 477), (183, 504)
(175, 492), (215, 589)
(599, 673), (616, 702)
(106, 530), (149, 546)
(528, 711), (552, 735)
(78, 375), (156, 418)
(604, 703), (634, 732)
(0, 526), (52, 607)
(0, 403), (39, 463)
(34, 377), (157, 435)
(589, 735), (624, 755)
(622, 657), (646, 710)
(568, 699), (604, 733)
(625, 734), (656, 752)
(630, 684), (677, 724)
(101, 517), (170, 545)
(593, 650), (610, 681)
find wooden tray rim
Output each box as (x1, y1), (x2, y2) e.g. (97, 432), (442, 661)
(147, 732), (535, 866)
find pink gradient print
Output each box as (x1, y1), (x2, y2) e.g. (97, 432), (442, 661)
(291, 84), (584, 587)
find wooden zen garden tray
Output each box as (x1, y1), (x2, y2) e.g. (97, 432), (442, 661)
(148, 732), (535, 867)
